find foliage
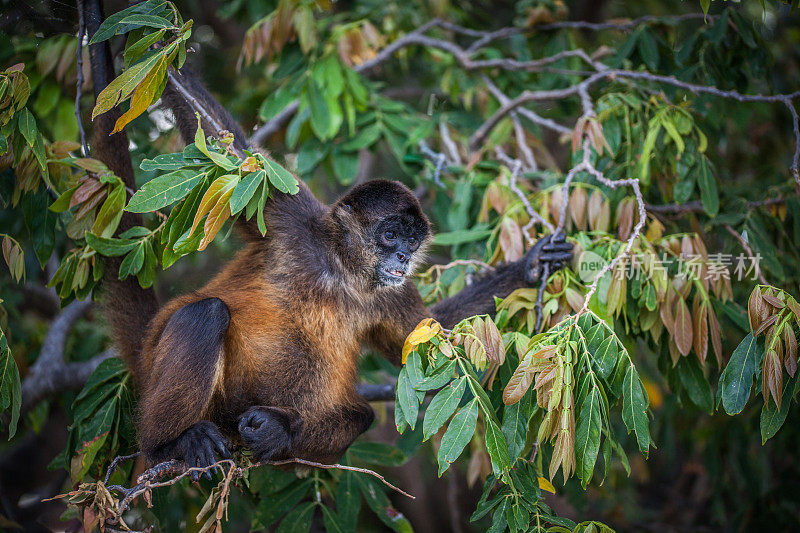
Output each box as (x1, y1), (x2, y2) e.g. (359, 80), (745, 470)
(0, 0), (799, 531)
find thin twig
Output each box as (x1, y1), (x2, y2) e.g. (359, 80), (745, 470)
(418, 139), (448, 187)
(75, 0), (88, 156)
(725, 224), (768, 284)
(56, 451), (416, 529)
(267, 458), (415, 499)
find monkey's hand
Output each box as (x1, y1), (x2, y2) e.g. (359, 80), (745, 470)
(238, 406), (301, 462)
(177, 421), (231, 482)
(523, 232), (573, 285)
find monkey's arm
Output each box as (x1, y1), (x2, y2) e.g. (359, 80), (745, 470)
(365, 234), (572, 363)
(430, 233), (572, 328)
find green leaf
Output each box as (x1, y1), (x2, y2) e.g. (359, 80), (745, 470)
(501, 396), (528, 460)
(86, 233), (140, 257)
(719, 333), (762, 415)
(484, 417), (511, 477)
(575, 387), (602, 487)
(118, 13), (174, 29)
(93, 185), (125, 238)
(89, 0), (168, 43)
(275, 502), (315, 533)
(127, 169), (205, 213)
(262, 157), (299, 194)
(341, 123), (381, 151)
(417, 359), (456, 391)
(257, 479), (313, 525)
(676, 356), (713, 414)
(639, 118), (661, 185)
(348, 441), (407, 466)
(621, 365), (650, 456)
(594, 336), (619, 379)
(357, 475), (413, 533)
(423, 376), (466, 440)
(259, 85), (297, 120)
(0, 329), (21, 439)
(124, 29), (166, 66)
(405, 351), (425, 387)
(697, 157), (719, 216)
(230, 170), (264, 215)
(140, 152), (187, 171)
(21, 189), (57, 268)
(118, 242), (146, 279)
(332, 150), (359, 185)
(321, 505), (347, 533)
(437, 398), (479, 476)
(396, 369), (419, 430)
(760, 375), (798, 443)
(17, 108), (37, 146)
(306, 79), (331, 140)
(637, 29), (659, 71)
(335, 471), (361, 531)
(432, 227), (492, 246)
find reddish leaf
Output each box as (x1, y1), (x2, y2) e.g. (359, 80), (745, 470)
(674, 295), (693, 356)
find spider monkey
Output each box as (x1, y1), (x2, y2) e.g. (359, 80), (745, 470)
(97, 66), (572, 477)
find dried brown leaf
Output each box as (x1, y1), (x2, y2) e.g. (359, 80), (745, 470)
(748, 289), (764, 332)
(674, 295), (693, 356)
(569, 187), (588, 230)
(692, 299), (709, 364)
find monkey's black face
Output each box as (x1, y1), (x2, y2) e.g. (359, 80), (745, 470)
(373, 214), (427, 287)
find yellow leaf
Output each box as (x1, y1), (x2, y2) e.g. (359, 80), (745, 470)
(91, 52), (161, 119)
(111, 54), (168, 133)
(537, 476), (556, 494)
(199, 189), (233, 251)
(401, 340), (413, 365)
(406, 325), (435, 345)
(190, 174), (239, 237)
(402, 318), (442, 364)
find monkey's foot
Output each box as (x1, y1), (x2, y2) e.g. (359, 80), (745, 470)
(238, 406), (299, 462)
(175, 421), (231, 481)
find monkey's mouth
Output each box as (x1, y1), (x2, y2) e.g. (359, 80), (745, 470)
(384, 268), (406, 278)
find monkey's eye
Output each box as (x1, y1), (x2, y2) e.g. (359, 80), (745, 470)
(383, 230), (396, 241)
(408, 237), (419, 250)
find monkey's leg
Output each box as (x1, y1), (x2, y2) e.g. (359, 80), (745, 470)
(140, 297), (231, 480)
(241, 400), (374, 464)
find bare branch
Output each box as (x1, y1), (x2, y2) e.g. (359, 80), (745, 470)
(470, 68), (800, 184)
(646, 196), (785, 215)
(458, 13), (713, 53)
(21, 300), (115, 411)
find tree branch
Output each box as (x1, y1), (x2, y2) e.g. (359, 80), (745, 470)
(51, 453), (415, 531)
(21, 300), (115, 411)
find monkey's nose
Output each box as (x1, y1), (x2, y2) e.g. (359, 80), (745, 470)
(396, 252), (407, 262)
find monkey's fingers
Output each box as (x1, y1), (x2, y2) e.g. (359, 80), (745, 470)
(541, 242), (573, 253)
(541, 251), (573, 264)
(214, 437), (231, 458)
(200, 441), (217, 480)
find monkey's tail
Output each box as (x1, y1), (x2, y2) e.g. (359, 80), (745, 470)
(85, 3), (160, 378)
(160, 68), (250, 150)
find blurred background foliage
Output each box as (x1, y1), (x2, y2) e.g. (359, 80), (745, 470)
(0, 0), (799, 531)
